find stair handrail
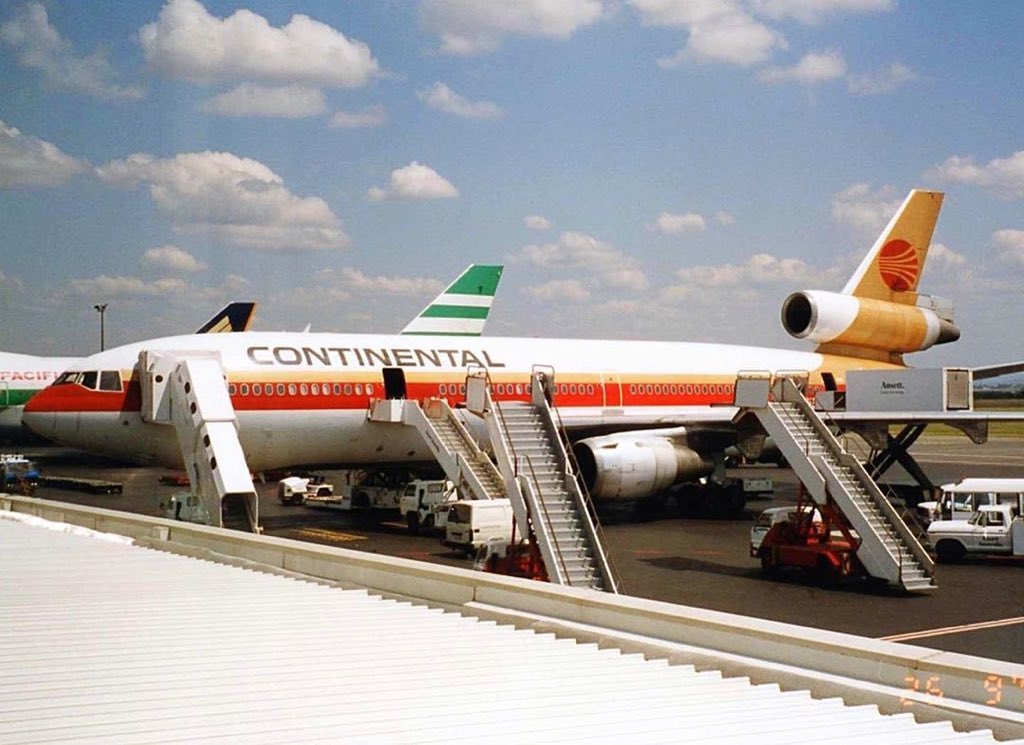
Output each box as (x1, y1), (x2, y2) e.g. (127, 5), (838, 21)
(517, 452), (575, 586)
(466, 367), (522, 479)
(778, 376), (934, 579)
(530, 367), (619, 593)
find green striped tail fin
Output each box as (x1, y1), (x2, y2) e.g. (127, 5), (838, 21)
(401, 265), (503, 336)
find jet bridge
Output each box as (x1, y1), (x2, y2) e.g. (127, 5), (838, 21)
(735, 371), (935, 593)
(138, 350), (259, 533)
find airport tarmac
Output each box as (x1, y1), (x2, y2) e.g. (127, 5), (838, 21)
(16, 435), (1024, 671)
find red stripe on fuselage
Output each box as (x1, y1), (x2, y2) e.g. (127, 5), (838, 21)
(24, 372), (829, 415)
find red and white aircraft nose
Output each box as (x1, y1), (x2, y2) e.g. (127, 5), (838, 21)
(21, 385), (65, 441)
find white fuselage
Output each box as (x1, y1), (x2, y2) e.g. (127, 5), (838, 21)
(23, 330), (895, 469)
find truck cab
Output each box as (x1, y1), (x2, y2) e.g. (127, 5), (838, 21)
(927, 503), (1024, 561)
(399, 479), (456, 535)
(162, 492), (211, 525)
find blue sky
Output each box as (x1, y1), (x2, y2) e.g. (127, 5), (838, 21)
(1, 0), (1022, 368)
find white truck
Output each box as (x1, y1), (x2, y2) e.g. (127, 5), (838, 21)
(398, 479), (457, 535)
(442, 499), (515, 556)
(278, 476), (334, 505)
(918, 478), (1024, 524)
(927, 503), (1024, 562)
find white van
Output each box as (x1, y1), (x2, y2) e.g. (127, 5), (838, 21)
(919, 478), (1024, 523)
(442, 499), (514, 555)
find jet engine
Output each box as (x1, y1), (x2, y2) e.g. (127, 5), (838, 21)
(572, 433), (714, 500)
(781, 290), (960, 356)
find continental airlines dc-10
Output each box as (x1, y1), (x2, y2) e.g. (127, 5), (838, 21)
(22, 191), (1007, 507)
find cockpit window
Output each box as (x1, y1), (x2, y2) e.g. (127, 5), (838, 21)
(54, 372), (76, 385)
(99, 370), (122, 392)
(80, 371), (98, 390)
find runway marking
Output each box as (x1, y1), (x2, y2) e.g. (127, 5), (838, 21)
(290, 528), (367, 543)
(880, 616), (1024, 642)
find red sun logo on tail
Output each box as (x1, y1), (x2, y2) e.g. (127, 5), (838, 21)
(878, 239), (918, 291)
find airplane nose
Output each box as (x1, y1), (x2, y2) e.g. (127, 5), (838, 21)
(22, 387), (63, 440)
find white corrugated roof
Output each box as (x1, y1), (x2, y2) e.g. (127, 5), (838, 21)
(0, 515), (1011, 744)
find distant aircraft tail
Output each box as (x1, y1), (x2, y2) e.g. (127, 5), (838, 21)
(401, 265), (503, 336)
(194, 302), (257, 334)
(781, 189), (959, 363)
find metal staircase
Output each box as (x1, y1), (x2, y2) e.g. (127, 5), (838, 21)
(396, 397), (507, 502)
(481, 370), (618, 593)
(735, 372), (935, 593)
(138, 350), (259, 533)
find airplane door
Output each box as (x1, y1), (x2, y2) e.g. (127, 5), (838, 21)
(600, 372), (623, 410)
(382, 367), (407, 400)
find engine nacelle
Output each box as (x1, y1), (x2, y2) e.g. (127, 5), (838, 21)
(573, 434), (714, 500)
(781, 290), (960, 355)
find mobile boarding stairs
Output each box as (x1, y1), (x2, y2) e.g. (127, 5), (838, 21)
(138, 350), (259, 533)
(370, 368), (618, 593)
(734, 371), (935, 593)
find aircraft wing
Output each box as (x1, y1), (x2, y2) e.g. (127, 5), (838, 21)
(973, 362), (1024, 381)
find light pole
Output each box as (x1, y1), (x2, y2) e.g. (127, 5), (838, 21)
(93, 303), (108, 351)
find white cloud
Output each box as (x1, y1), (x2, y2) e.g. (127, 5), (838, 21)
(993, 229), (1024, 264)
(366, 161), (458, 202)
(752, 0), (893, 24)
(649, 211), (706, 235)
(925, 242), (968, 271)
(142, 245), (206, 273)
(69, 275), (189, 298)
(328, 267), (444, 295)
(508, 231), (648, 291)
(758, 50), (846, 84)
(633, 0), (786, 68)
(202, 83), (327, 118)
(526, 279), (591, 303)
(715, 210), (735, 226)
(0, 3), (144, 101)
(847, 61), (915, 95)
(96, 150), (348, 250)
(926, 151), (1024, 200)
(831, 183), (903, 237)
(663, 253), (838, 305)
(329, 105), (387, 129)
(420, 0), (605, 55)
(417, 83), (504, 119)
(139, 0), (379, 88)
(0, 119), (88, 188)
(524, 215), (552, 230)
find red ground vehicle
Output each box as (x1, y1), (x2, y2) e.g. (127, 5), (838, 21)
(755, 489), (863, 585)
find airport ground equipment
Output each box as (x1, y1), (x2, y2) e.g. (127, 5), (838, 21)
(138, 350), (259, 533)
(480, 369), (617, 592)
(368, 367), (617, 592)
(928, 503), (1024, 561)
(735, 371), (935, 593)
(370, 394), (507, 504)
(0, 453), (37, 496)
(38, 475), (122, 495)
(398, 478), (457, 534)
(754, 489), (864, 583)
